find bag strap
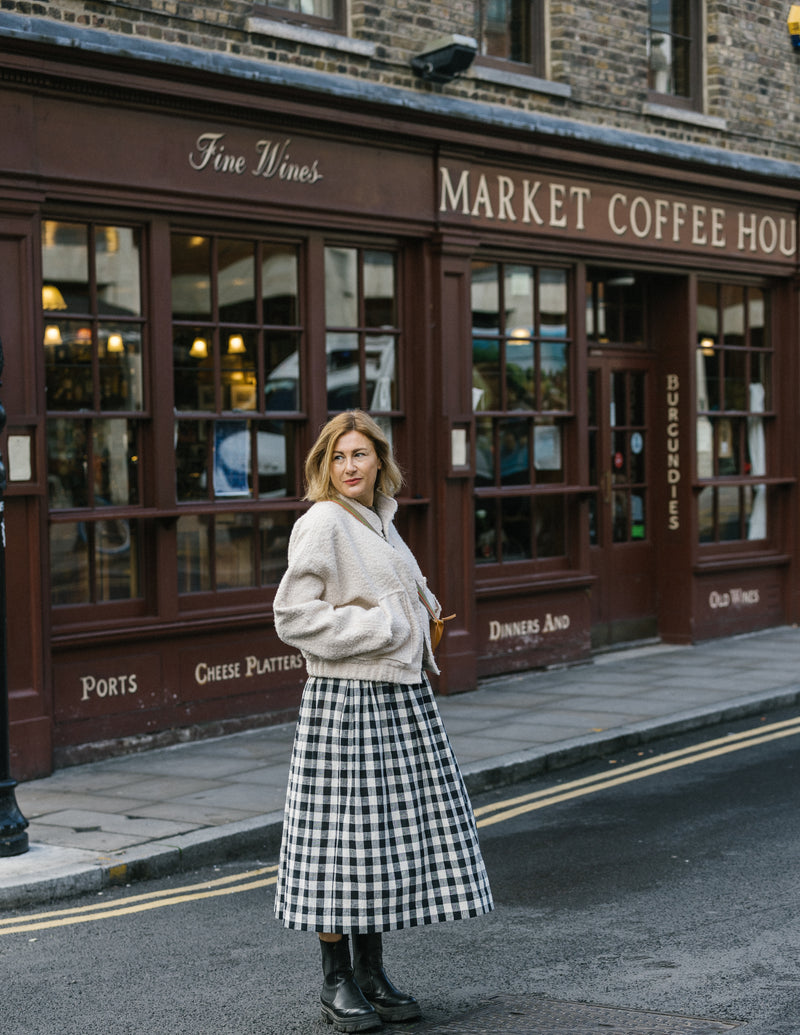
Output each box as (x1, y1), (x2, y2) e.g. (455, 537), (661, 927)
(330, 498), (437, 617)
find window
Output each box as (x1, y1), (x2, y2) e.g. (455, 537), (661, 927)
(586, 269), (645, 346)
(476, 0), (544, 76)
(472, 262), (571, 566)
(43, 220), (146, 609)
(696, 282), (771, 543)
(171, 233), (302, 595)
(648, 0), (700, 109)
(252, 0), (344, 31)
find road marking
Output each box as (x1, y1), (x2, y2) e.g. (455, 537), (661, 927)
(475, 713), (800, 828)
(0, 866), (278, 936)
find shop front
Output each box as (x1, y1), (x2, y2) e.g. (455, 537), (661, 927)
(2, 39), (798, 778)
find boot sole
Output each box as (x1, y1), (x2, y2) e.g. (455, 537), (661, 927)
(320, 1005), (383, 1032)
(371, 1001), (422, 1023)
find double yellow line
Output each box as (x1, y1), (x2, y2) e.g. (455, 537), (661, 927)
(4, 713), (799, 936)
(475, 713), (800, 828)
(0, 865), (278, 936)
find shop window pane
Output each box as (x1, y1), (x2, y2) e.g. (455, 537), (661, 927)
(540, 270), (568, 333)
(505, 266), (534, 331)
(173, 327), (215, 411)
(177, 514), (211, 593)
(541, 341), (568, 410)
(222, 329), (257, 411)
(716, 417), (741, 476)
(630, 373), (645, 426)
(506, 335), (535, 410)
(93, 419), (139, 506)
(747, 484), (767, 540)
(588, 427), (598, 487)
(264, 331), (300, 411)
(721, 284), (745, 345)
(95, 518), (138, 601)
(499, 418), (530, 486)
(218, 239), (256, 324)
(698, 486), (714, 542)
(631, 491), (646, 540)
(696, 416), (713, 477)
(471, 262), (500, 333)
(365, 335), (397, 411)
(718, 484), (741, 540)
(696, 346), (720, 411)
(172, 235), (211, 320)
(536, 495), (565, 557)
(47, 419), (89, 508)
(534, 423), (564, 483)
(475, 417), (495, 486)
(752, 353), (770, 409)
(696, 281), (718, 339)
(99, 323), (143, 410)
(256, 420), (296, 498)
(502, 497), (532, 561)
(42, 221), (90, 313)
(97, 226), (141, 317)
(326, 332), (360, 410)
(481, 0), (531, 62)
(45, 322), (93, 410)
(724, 349), (747, 410)
(215, 513), (255, 589)
(50, 522), (90, 605)
(612, 429), (628, 484)
(214, 420), (252, 499)
(262, 245), (299, 325)
(364, 251), (396, 327)
(749, 287), (765, 348)
(176, 420), (209, 502)
(268, 0), (334, 15)
(612, 490), (628, 542)
(476, 499), (498, 562)
(630, 431), (646, 483)
(260, 511), (293, 584)
(325, 247), (358, 327)
(611, 372), (626, 427)
(473, 337), (501, 411)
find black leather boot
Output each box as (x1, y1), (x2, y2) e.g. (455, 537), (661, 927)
(320, 936), (382, 1032)
(352, 932), (421, 1022)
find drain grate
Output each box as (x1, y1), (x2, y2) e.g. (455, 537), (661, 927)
(383, 995), (743, 1034)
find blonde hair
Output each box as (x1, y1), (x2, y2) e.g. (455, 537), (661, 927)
(304, 411), (403, 502)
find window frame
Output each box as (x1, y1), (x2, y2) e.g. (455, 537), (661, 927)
(474, 0), (545, 79)
(251, 0), (346, 32)
(647, 0), (703, 113)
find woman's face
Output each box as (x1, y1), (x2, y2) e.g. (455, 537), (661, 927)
(330, 430), (381, 508)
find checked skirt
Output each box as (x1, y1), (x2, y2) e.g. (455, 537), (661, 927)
(274, 675), (494, 933)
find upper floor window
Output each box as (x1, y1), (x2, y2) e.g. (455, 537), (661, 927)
(476, 0), (544, 76)
(252, 0), (344, 31)
(648, 0), (700, 109)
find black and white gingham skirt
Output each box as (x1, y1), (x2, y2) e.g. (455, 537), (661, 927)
(274, 675), (494, 932)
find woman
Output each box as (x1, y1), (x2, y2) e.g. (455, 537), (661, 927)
(273, 410), (493, 1033)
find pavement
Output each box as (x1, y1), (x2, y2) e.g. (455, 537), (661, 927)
(3, 624), (800, 910)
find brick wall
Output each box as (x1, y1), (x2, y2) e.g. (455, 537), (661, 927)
(3, 1), (800, 162)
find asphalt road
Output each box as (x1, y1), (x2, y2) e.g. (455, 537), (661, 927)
(2, 709), (799, 1035)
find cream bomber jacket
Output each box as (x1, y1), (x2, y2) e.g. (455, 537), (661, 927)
(273, 492), (441, 684)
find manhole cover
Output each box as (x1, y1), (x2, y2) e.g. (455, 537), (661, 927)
(384, 995), (743, 1034)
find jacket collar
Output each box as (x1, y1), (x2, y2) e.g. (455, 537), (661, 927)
(334, 492), (397, 537)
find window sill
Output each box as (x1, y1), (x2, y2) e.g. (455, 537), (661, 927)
(643, 102), (727, 132)
(471, 63), (571, 99)
(246, 16), (376, 58)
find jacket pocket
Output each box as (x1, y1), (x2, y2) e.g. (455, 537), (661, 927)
(373, 589), (417, 665)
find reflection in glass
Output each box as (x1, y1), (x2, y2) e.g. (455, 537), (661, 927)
(42, 221), (90, 313)
(541, 341), (568, 409)
(698, 486), (714, 542)
(93, 419), (139, 506)
(97, 226), (141, 316)
(50, 522), (90, 605)
(177, 514), (211, 593)
(612, 490), (628, 542)
(260, 511), (293, 584)
(721, 284), (745, 346)
(325, 247), (358, 327)
(536, 495), (565, 557)
(171, 235), (211, 319)
(499, 419), (529, 486)
(506, 336), (534, 410)
(475, 499), (498, 562)
(540, 269), (568, 332)
(534, 423), (563, 483)
(718, 484), (741, 540)
(504, 265), (534, 331)
(749, 287), (765, 348)
(218, 239), (256, 324)
(475, 417), (495, 486)
(502, 497), (532, 561)
(44, 322), (94, 410)
(256, 420), (295, 498)
(96, 518), (138, 600)
(176, 420), (209, 502)
(174, 327), (215, 411)
(724, 349), (747, 410)
(264, 331), (300, 411)
(47, 419), (89, 508)
(471, 262), (500, 332)
(99, 324), (143, 410)
(222, 329), (257, 411)
(215, 513), (256, 589)
(262, 245), (299, 325)
(326, 332), (360, 410)
(364, 251), (396, 327)
(473, 337), (500, 411)
(365, 335), (396, 411)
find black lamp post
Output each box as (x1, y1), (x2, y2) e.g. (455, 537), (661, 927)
(0, 338), (29, 856)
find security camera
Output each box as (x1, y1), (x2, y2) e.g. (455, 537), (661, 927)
(411, 34), (478, 84)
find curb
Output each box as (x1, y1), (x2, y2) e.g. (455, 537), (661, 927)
(2, 686), (798, 911)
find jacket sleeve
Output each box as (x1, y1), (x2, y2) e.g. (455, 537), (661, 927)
(272, 516), (408, 660)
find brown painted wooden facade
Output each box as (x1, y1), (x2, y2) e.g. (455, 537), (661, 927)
(3, 33), (799, 779)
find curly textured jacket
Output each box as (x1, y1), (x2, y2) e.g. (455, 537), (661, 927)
(273, 493), (441, 684)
